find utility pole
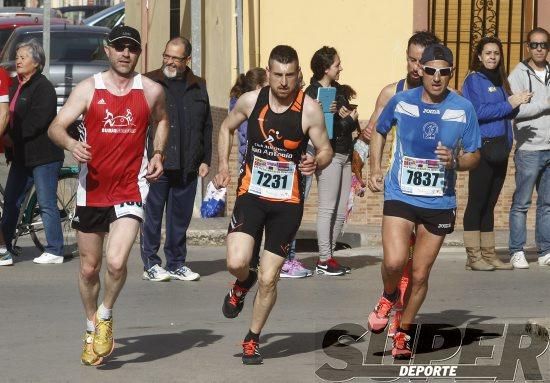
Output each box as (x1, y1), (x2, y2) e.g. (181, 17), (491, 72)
(43, 0), (51, 79)
(191, 0), (203, 217)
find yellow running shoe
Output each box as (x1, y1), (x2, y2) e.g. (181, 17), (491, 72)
(81, 332), (104, 366)
(93, 314), (115, 357)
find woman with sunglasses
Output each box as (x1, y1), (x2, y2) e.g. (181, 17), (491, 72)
(461, 36), (532, 271)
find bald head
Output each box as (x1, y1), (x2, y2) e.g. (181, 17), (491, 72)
(166, 36), (192, 58)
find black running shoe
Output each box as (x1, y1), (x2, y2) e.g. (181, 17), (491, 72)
(242, 339), (263, 365)
(315, 258), (346, 276)
(222, 270), (258, 318)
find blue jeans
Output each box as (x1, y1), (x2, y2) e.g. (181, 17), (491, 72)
(509, 150), (550, 257)
(1, 161), (64, 255)
(140, 171), (197, 271)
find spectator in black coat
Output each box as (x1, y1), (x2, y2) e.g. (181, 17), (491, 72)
(0, 39), (65, 266)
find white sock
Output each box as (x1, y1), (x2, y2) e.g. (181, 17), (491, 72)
(0, 246), (7, 254)
(86, 318), (95, 333)
(98, 303), (112, 320)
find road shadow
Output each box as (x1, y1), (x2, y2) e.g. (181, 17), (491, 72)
(186, 258), (227, 277)
(98, 329), (223, 370)
(232, 330), (328, 360)
(370, 310), (498, 358)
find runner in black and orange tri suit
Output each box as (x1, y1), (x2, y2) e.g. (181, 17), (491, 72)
(213, 45), (333, 365)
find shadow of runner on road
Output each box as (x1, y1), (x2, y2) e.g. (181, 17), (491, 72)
(186, 258), (227, 277)
(370, 310), (498, 358)
(97, 329), (223, 370)
(232, 330), (328, 361)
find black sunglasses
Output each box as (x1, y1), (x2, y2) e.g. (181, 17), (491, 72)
(422, 65), (453, 76)
(528, 42), (549, 50)
(109, 42), (141, 54)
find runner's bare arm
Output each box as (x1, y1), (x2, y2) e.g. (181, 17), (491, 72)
(48, 77), (94, 163)
(302, 95), (333, 173)
(362, 83), (395, 141)
(143, 77), (169, 181)
(368, 129), (386, 192)
(213, 90), (257, 188)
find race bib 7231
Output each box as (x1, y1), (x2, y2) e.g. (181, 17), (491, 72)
(248, 156), (295, 199)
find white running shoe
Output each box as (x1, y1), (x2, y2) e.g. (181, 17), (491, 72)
(0, 251), (14, 266)
(538, 253), (550, 266)
(142, 264), (171, 281)
(33, 252), (64, 264)
(510, 251), (529, 269)
(169, 265), (200, 281)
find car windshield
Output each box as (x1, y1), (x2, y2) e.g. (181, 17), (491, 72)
(93, 9), (123, 28)
(0, 29), (15, 51)
(1, 31), (108, 62)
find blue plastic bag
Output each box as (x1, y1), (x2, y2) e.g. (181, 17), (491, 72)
(200, 181), (226, 218)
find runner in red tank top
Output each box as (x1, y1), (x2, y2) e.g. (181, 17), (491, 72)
(213, 45), (333, 365)
(48, 26), (169, 366)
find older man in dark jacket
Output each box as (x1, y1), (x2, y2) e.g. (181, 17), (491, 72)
(140, 36), (212, 282)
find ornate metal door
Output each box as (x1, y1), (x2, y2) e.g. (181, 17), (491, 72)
(429, 0), (539, 89)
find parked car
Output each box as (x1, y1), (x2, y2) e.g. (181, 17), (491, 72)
(0, 16), (71, 52)
(0, 25), (110, 115)
(57, 5), (108, 25)
(0, 7), (62, 18)
(83, 2), (124, 29)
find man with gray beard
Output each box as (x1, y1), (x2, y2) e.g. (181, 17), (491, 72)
(140, 36), (213, 282)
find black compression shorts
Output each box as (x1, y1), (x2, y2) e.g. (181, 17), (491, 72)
(383, 199), (456, 236)
(228, 194), (303, 257)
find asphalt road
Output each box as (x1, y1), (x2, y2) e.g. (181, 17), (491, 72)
(0, 241), (549, 383)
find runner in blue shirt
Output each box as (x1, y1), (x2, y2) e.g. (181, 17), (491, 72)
(367, 44), (481, 359)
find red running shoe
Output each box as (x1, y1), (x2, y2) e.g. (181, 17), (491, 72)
(367, 296), (396, 334)
(392, 331), (412, 359)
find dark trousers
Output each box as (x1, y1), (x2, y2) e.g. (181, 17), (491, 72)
(140, 170), (197, 271)
(463, 154), (508, 232)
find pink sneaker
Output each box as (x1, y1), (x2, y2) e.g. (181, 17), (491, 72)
(280, 259), (312, 278)
(367, 296), (396, 334)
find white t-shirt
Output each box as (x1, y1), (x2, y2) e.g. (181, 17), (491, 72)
(535, 69), (547, 82)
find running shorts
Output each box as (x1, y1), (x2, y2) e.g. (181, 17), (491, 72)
(72, 202), (144, 233)
(228, 194), (303, 257)
(383, 199), (455, 236)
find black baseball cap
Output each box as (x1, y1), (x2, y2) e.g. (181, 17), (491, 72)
(107, 25), (141, 47)
(420, 44), (453, 66)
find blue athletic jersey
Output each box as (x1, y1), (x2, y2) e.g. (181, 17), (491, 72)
(376, 87), (481, 209)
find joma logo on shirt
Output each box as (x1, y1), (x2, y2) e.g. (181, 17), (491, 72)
(423, 108), (440, 114)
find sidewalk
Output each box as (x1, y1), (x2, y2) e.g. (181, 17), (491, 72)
(187, 216), (536, 250)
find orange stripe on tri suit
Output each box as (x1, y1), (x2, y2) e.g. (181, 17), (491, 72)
(237, 164), (253, 197)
